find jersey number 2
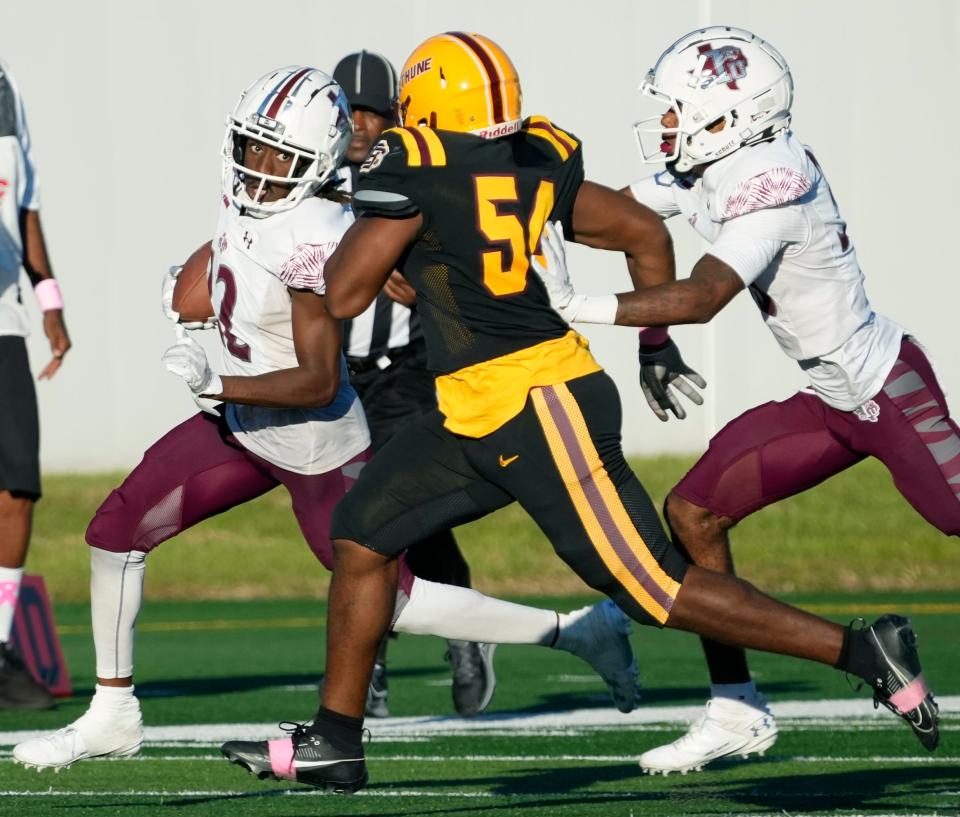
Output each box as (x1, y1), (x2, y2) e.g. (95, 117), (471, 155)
(216, 265), (251, 362)
(474, 175), (555, 296)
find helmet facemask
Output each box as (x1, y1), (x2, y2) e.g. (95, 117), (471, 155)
(220, 67), (353, 217)
(222, 117), (338, 217)
(633, 27), (794, 173)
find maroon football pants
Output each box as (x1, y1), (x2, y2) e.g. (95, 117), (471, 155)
(86, 411), (415, 594)
(674, 336), (960, 535)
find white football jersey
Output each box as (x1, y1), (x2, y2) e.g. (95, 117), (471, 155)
(629, 131), (904, 411)
(210, 194), (370, 474)
(0, 59), (40, 338)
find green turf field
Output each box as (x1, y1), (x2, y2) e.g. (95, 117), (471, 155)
(24, 456), (960, 603)
(1, 594), (957, 816)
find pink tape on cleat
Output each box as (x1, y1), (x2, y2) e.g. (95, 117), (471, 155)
(268, 738), (296, 780)
(888, 674), (929, 715)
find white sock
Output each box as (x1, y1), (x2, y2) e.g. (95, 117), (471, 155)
(90, 548), (146, 679)
(90, 683), (140, 712)
(0, 566), (24, 643)
(710, 681), (759, 704)
(395, 577), (559, 645)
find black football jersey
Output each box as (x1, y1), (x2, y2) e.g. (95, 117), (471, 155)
(353, 117), (585, 375)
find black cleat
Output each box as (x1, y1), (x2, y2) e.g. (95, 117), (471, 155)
(862, 615), (939, 751)
(0, 642), (55, 710)
(221, 722), (367, 794)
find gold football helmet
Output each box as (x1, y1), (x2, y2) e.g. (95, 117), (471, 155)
(399, 32), (522, 138)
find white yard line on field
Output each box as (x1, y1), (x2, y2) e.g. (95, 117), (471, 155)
(1, 695), (957, 748)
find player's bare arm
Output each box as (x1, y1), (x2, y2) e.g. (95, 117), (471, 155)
(20, 209), (71, 378)
(614, 254), (744, 327)
(570, 180), (675, 289)
(213, 289), (343, 408)
(325, 214), (422, 319)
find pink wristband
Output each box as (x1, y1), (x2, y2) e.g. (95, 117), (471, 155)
(34, 279), (64, 312)
(638, 326), (669, 345)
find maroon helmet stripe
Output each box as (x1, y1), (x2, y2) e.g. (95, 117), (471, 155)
(266, 68), (310, 118)
(406, 127), (433, 166)
(447, 31), (504, 123)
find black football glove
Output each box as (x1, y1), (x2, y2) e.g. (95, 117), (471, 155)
(638, 337), (706, 421)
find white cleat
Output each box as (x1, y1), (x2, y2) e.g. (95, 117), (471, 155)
(639, 695), (778, 775)
(556, 600), (642, 713)
(13, 699), (143, 771)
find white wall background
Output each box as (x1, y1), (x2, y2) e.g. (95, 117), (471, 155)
(1, 0), (957, 471)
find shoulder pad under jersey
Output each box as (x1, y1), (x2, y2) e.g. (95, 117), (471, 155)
(709, 133), (815, 223)
(522, 116), (581, 164)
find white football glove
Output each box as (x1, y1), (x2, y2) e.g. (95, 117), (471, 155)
(161, 265), (218, 330)
(638, 337), (706, 421)
(530, 221), (618, 324)
(162, 325), (223, 398)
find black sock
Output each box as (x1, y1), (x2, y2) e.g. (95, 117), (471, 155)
(834, 626), (877, 682)
(310, 706), (363, 747)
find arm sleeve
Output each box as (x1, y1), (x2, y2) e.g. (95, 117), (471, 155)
(627, 171), (681, 219)
(707, 206), (808, 286)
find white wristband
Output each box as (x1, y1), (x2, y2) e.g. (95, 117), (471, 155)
(570, 294), (618, 325)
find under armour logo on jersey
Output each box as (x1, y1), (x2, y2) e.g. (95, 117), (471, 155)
(689, 44), (748, 90)
(243, 230), (254, 249)
(853, 400), (881, 423)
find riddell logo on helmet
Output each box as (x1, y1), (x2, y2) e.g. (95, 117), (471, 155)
(690, 43), (748, 90)
(401, 58), (433, 86)
(476, 121), (522, 139)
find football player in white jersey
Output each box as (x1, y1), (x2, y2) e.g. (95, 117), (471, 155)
(532, 26), (951, 774)
(13, 65), (641, 772)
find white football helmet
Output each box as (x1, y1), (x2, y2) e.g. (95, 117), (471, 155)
(222, 66), (352, 216)
(634, 27), (793, 173)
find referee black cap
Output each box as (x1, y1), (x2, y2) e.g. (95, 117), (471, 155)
(333, 51), (398, 118)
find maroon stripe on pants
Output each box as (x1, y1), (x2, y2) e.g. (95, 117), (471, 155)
(540, 386), (675, 614)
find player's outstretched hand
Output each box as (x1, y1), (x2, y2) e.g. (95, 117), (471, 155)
(638, 337), (706, 421)
(37, 310), (71, 380)
(161, 325), (223, 397)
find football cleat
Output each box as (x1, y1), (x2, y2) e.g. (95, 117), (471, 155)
(638, 695), (778, 775)
(446, 640), (497, 717)
(222, 722), (367, 794)
(13, 698), (143, 770)
(0, 642), (55, 710)
(861, 614), (939, 751)
(556, 600), (643, 713)
(365, 662), (390, 719)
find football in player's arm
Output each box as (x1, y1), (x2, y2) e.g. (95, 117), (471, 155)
(14, 65), (643, 774)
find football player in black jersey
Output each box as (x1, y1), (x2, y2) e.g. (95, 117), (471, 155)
(221, 32), (938, 793)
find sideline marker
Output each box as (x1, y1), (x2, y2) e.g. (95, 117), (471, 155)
(9, 575), (72, 698)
